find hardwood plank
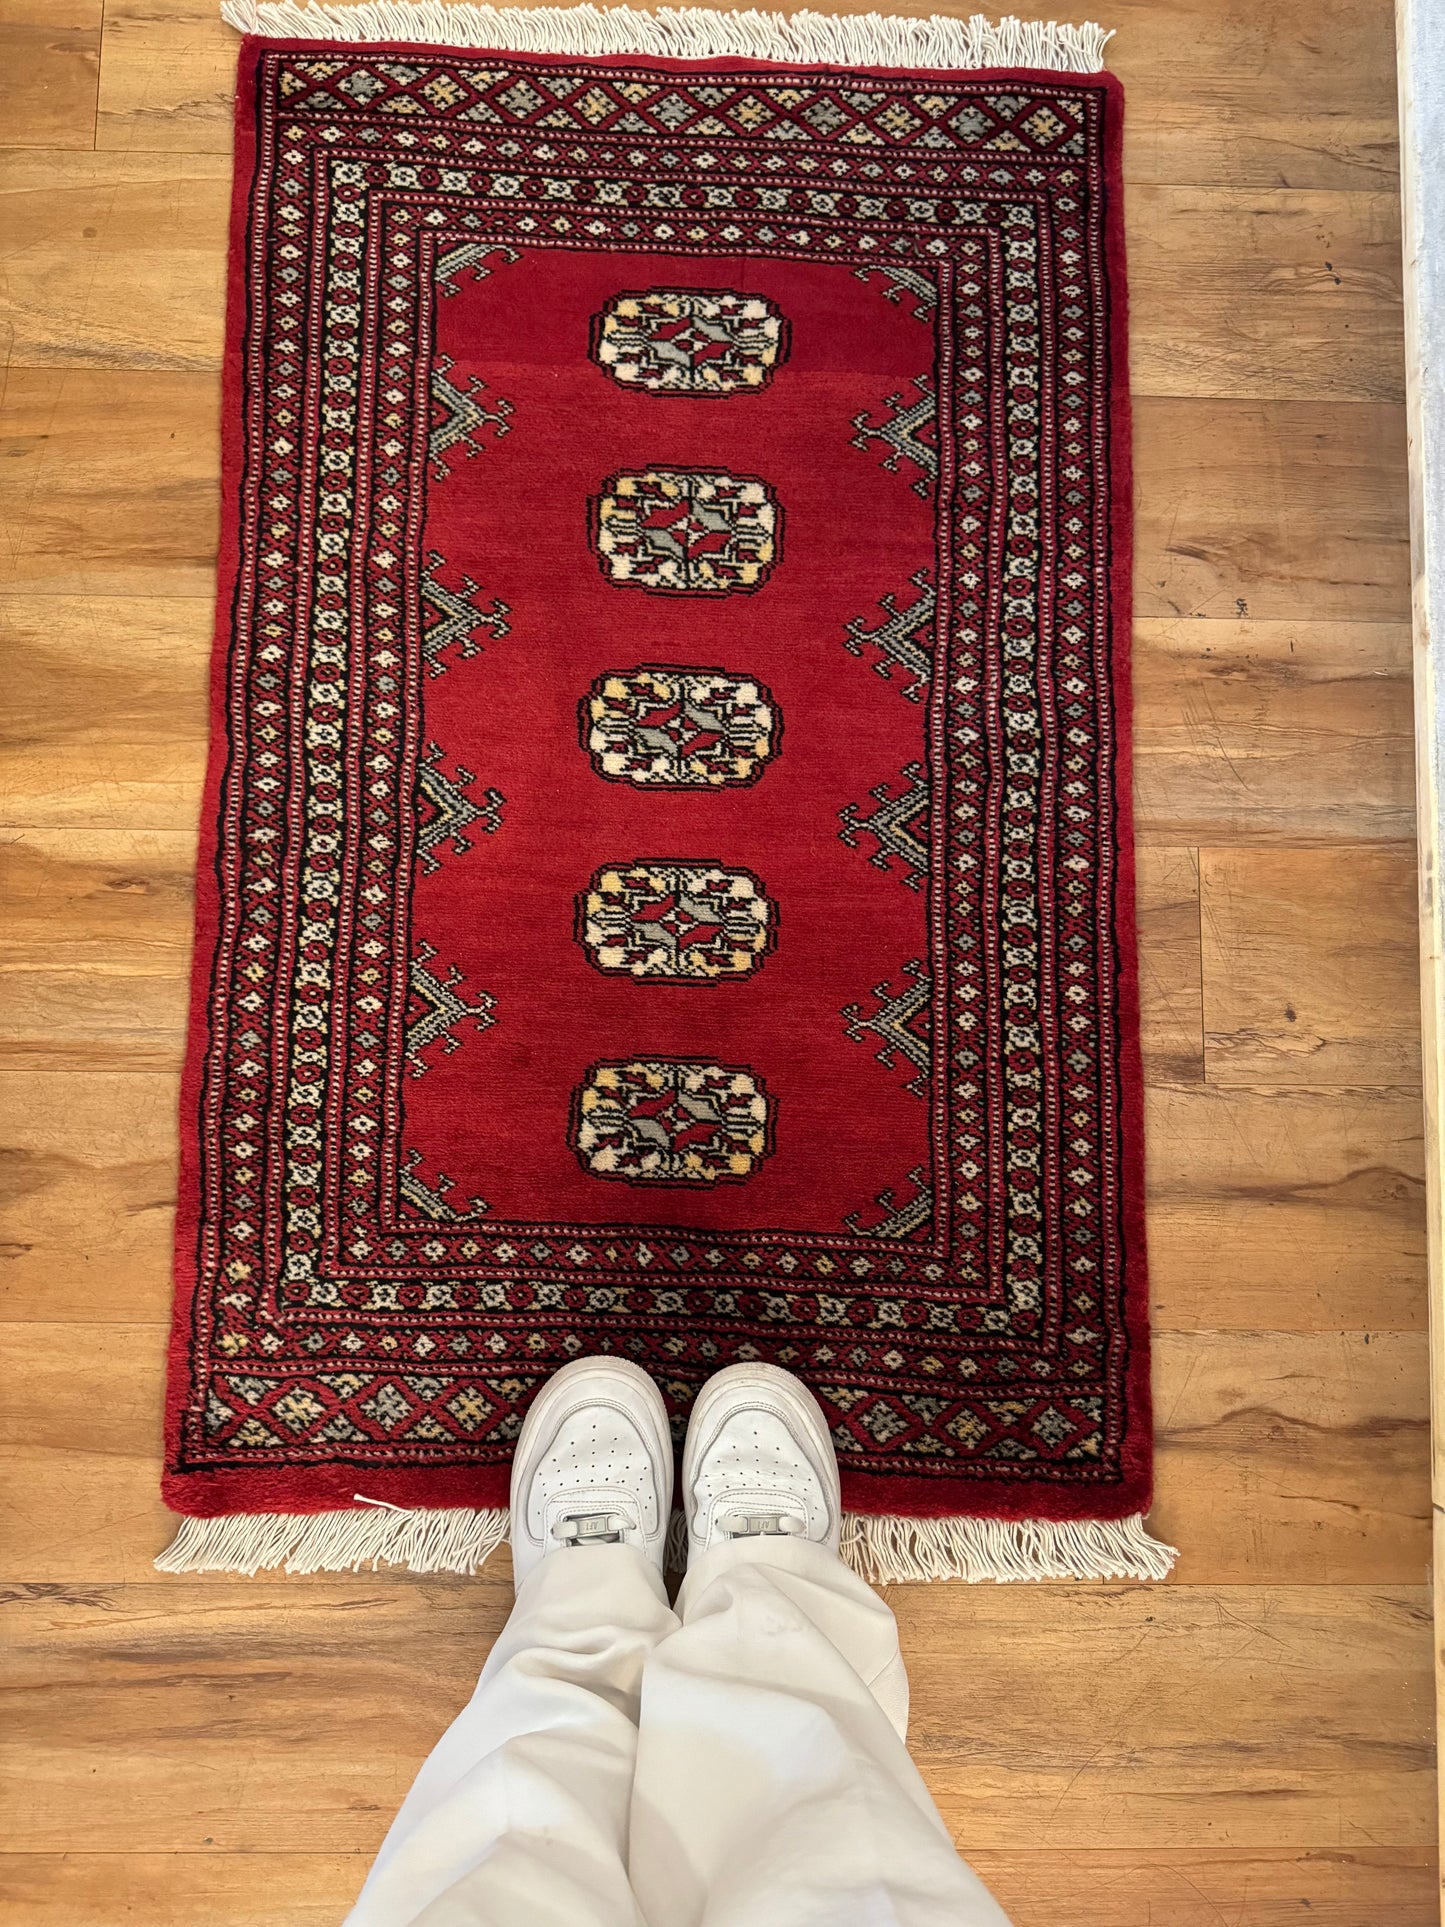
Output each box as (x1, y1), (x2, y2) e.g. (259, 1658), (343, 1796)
(0, 1857), (368, 1927)
(90, 0), (1400, 190)
(967, 1849), (1439, 1927)
(0, 150), (230, 370)
(0, 828), (193, 1071)
(0, 369), (219, 598)
(1109, 0), (1398, 191)
(1132, 619), (1416, 845)
(0, 828), (195, 967)
(0, 973), (185, 1071)
(1200, 844), (1421, 1086)
(94, 0), (234, 154)
(0, 0), (100, 152)
(1, 1847), (1434, 1927)
(897, 1585), (1433, 1850)
(0, 1332), (176, 1581)
(1132, 400), (1410, 624)
(0, 1324), (1425, 1582)
(1129, 188), (1404, 402)
(0, 595), (210, 830)
(1146, 1083), (1428, 1331)
(1150, 1330), (1429, 1583)
(1134, 846), (1203, 1084)
(0, 1580), (1427, 1854)
(0, 1070), (178, 1323)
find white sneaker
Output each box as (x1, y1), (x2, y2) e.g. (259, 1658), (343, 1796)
(682, 1362), (841, 1559)
(510, 1357), (674, 1589)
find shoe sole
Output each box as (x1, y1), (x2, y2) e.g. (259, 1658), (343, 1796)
(681, 1361), (841, 1538)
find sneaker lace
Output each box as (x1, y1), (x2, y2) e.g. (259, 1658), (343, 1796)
(552, 1510), (629, 1546)
(718, 1508), (805, 1539)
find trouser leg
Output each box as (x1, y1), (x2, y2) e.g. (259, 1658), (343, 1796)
(346, 1544), (677, 1927)
(628, 1537), (1013, 1927)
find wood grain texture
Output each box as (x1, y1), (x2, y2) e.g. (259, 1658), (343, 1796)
(0, 595), (211, 829)
(0, 1580), (1430, 1855)
(0, 1071), (180, 1323)
(1134, 846), (1204, 1082)
(0, 370), (219, 597)
(0, 0), (1432, 1918)
(1128, 187), (1405, 402)
(0, 0), (100, 152)
(1132, 619), (1416, 844)
(1133, 399), (1410, 623)
(0, 830), (194, 1071)
(1149, 1329), (1430, 1583)
(2, 1848), (1434, 1927)
(966, 1850), (1439, 1927)
(0, 150), (230, 369)
(1145, 1082), (1427, 1331)
(1201, 843), (1422, 1085)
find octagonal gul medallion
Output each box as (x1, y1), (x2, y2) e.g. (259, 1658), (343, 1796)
(582, 666), (780, 788)
(578, 862), (774, 980)
(591, 289), (789, 395)
(592, 467), (779, 594)
(573, 1059), (773, 1184)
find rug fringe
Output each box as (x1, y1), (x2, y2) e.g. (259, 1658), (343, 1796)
(219, 0), (1113, 74)
(159, 1502), (1173, 1580)
(154, 1497), (510, 1576)
(841, 1510), (1177, 1583)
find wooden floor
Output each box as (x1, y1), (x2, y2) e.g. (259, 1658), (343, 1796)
(0, 0), (1433, 1920)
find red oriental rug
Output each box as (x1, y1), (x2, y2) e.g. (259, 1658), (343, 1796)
(160, 1), (1175, 1582)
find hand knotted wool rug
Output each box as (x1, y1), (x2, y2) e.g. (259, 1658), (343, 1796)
(161, 0), (1176, 1582)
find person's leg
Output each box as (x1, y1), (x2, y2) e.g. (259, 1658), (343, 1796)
(346, 1358), (678, 1927)
(629, 1365), (1013, 1927)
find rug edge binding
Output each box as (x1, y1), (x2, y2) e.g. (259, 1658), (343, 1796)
(156, 1505), (1176, 1581)
(218, 0), (1113, 74)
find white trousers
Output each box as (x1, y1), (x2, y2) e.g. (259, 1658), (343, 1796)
(345, 1536), (1012, 1927)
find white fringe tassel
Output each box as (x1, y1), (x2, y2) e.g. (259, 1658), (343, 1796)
(219, 0), (1112, 75)
(158, 1501), (1173, 1581)
(154, 1495), (510, 1577)
(840, 1510), (1176, 1584)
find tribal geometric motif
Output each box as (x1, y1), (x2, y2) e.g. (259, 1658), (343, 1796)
(429, 356), (512, 478)
(436, 239), (520, 298)
(578, 862), (774, 980)
(855, 263), (937, 323)
(583, 667), (780, 787)
(592, 467), (780, 594)
(845, 1165), (934, 1240)
(404, 944), (496, 1078)
(844, 572), (937, 703)
(838, 762), (931, 892)
(851, 375), (938, 499)
(169, 46), (1147, 1533)
(592, 289), (789, 394)
(420, 551), (510, 677)
(842, 958), (933, 1098)
(399, 1148), (488, 1223)
(415, 744), (504, 875)
(572, 1059), (773, 1184)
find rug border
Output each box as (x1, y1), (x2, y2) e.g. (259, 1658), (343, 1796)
(163, 42), (1151, 1530)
